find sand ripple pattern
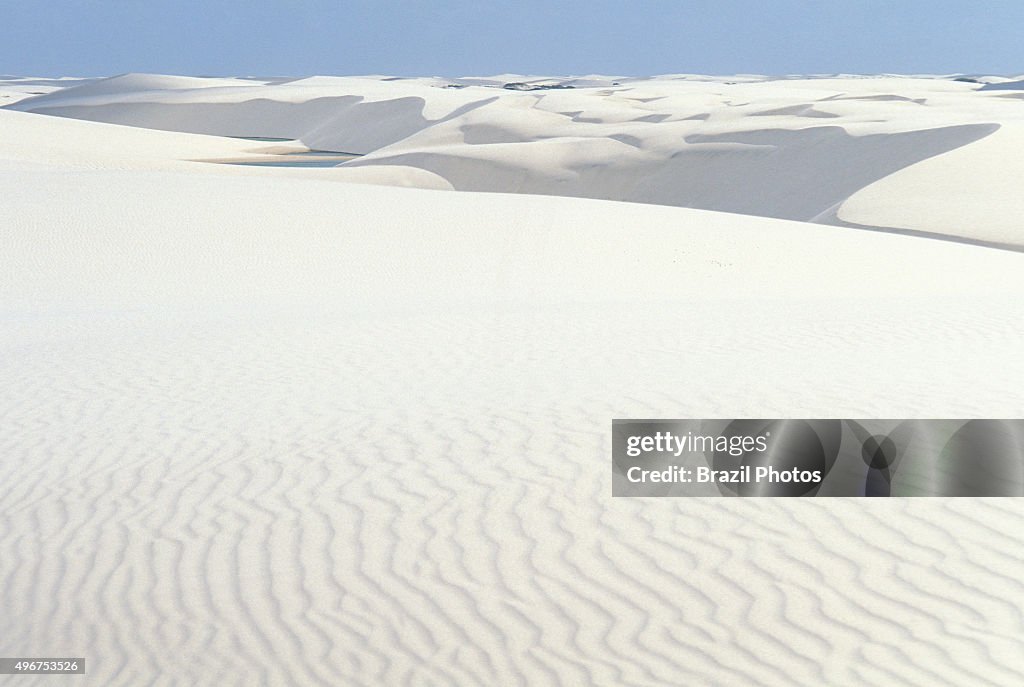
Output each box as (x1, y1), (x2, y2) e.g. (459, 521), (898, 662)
(2, 141), (1024, 684)
(2, 307), (1024, 686)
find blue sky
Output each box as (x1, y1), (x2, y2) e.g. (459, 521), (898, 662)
(4, 1), (1023, 77)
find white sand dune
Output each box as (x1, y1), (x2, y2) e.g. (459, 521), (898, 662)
(2, 80), (1024, 685)
(981, 78), (1024, 91)
(0, 108), (454, 190)
(7, 73), (1023, 247)
(837, 122), (1024, 247)
(0, 76), (99, 106)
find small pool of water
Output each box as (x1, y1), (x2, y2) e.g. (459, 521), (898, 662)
(212, 149), (360, 168)
(229, 136), (296, 142)
(224, 157), (355, 168)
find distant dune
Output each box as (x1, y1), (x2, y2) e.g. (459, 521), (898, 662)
(2, 74), (1024, 686)
(8, 72), (1024, 247)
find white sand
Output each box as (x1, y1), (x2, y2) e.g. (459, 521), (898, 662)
(2, 76), (1024, 686)
(837, 122), (1024, 246)
(9, 73), (1023, 246)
